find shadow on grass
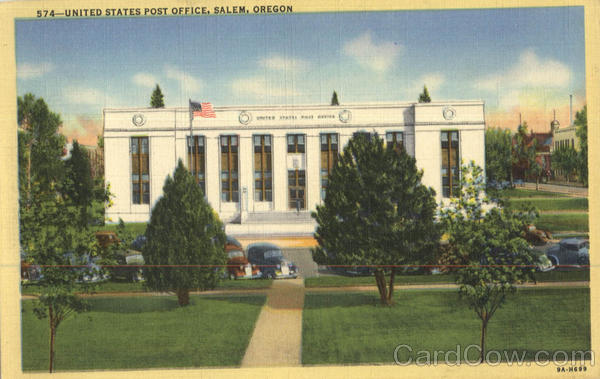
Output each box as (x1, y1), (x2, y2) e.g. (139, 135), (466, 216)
(304, 290), (465, 310)
(88, 294), (266, 313)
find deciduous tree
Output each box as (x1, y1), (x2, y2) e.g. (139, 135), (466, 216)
(485, 127), (512, 184)
(312, 133), (440, 306)
(142, 160), (227, 306)
(439, 162), (536, 363)
(575, 105), (587, 185)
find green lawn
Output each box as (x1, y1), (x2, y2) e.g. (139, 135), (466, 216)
(305, 270), (588, 288)
(22, 294), (266, 371)
(21, 278), (273, 295)
(93, 222), (148, 236)
(302, 287), (590, 364)
(494, 188), (568, 198)
(536, 213), (589, 233)
(508, 197), (588, 211)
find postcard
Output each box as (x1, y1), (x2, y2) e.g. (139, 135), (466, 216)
(0, 1), (598, 378)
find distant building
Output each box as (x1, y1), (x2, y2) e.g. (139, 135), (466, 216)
(103, 101), (485, 236)
(512, 129), (553, 181)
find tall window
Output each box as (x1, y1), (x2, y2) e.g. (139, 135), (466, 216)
(287, 134), (305, 153)
(254, 135), (272, 202)
(131, 137), (149, 204)
(441, 131), (460, 198)
(386, 132), (404, 151)
(320, 133), (338, 199)
(187, 136), (205, 194)
(288, 170), (306, 210)
(221, 135), (239, 202)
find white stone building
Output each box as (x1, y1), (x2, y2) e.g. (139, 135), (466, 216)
(103, 101), (485, 236)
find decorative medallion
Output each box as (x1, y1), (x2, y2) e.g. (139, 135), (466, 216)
(339, 109), (352, 123)
(132, 113), (146, 126)
(442, 107), (456, 121)
(239, 111), (252, 125)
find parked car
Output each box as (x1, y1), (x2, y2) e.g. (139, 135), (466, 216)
(246, 242), (298, 279)
(545, 238), (589, 269)
(65, 252), (109, 283)
(536, 253), (555, 272)
(225, 235), (261, 280)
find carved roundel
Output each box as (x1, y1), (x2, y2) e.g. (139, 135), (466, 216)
(442, 107), (456, 121)
(339, 109), (352, 123)
(132, 113), (146, 126)
(239, 111), (252, 125)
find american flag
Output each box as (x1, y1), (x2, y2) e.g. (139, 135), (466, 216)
(190, 101), (216, 118)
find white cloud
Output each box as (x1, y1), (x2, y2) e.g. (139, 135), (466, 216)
(259, 54), (310, 72)
(165, 65), (202, 93)
(411, 73), (445, 95)
(63, 86), (117, 106)
(132, 72), (158, 88)
(230, 76), (301, 99)
(17, 62), (54, 79)
(475, 49), (571, 92)
(343, 31), (402, 73)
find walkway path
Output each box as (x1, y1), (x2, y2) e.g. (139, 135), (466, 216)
(520, 182), (588, 197)
(241, 278), (305, 367)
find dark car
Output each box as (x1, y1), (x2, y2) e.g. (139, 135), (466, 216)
(546, 238), (589, 269)
(225, 236), (261, 280)
(246, 242), (298, 279)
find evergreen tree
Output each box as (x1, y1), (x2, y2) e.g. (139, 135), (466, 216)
(418, 85), (431, 103)
(330, 90), (339, 106)
(575, 105), (587, 185)
(64, 141), (94, 226)
(143, 160), (227, 306)
(312, 133), (440, 306)
(150, 84), (165, 108)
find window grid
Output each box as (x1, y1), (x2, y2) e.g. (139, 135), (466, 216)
(441, 131), (460, 198)
(320, 133), (338, 200)
(131, 137), (149, 204)
(287, 134), (305, 153)
(221, 135), (239, 202)
(187, 136), (205, 195)
(288, 170), (306, 210)
(386, 131), (404, 151)
(254, 135), (273, 202)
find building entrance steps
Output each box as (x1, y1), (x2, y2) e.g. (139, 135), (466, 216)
(241, 278), (305, 367)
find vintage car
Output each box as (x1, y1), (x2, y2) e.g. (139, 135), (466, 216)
(225, 236), (261, 280)
(546, 238), (589, 269)
(246, 242), (298, 279)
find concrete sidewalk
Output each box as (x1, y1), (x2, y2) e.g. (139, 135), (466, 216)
(241, 278), (305, 367)
(519, 182), (588, 197)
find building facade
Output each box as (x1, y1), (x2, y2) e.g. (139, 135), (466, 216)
(103, 101), (485, 236)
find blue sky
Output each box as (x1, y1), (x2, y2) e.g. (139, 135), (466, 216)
(15, 7), (585, 145)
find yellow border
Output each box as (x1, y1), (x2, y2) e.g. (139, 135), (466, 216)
(1, 1), (598, 378)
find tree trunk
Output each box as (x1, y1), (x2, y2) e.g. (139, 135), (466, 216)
(49, 306), (55, 373)
(374, 269), (390, 306)
(176, 288), (190, 306)
(387, 269), (396, 303)
(536, 177), (539, 191)
(479, 319), (488, 364)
